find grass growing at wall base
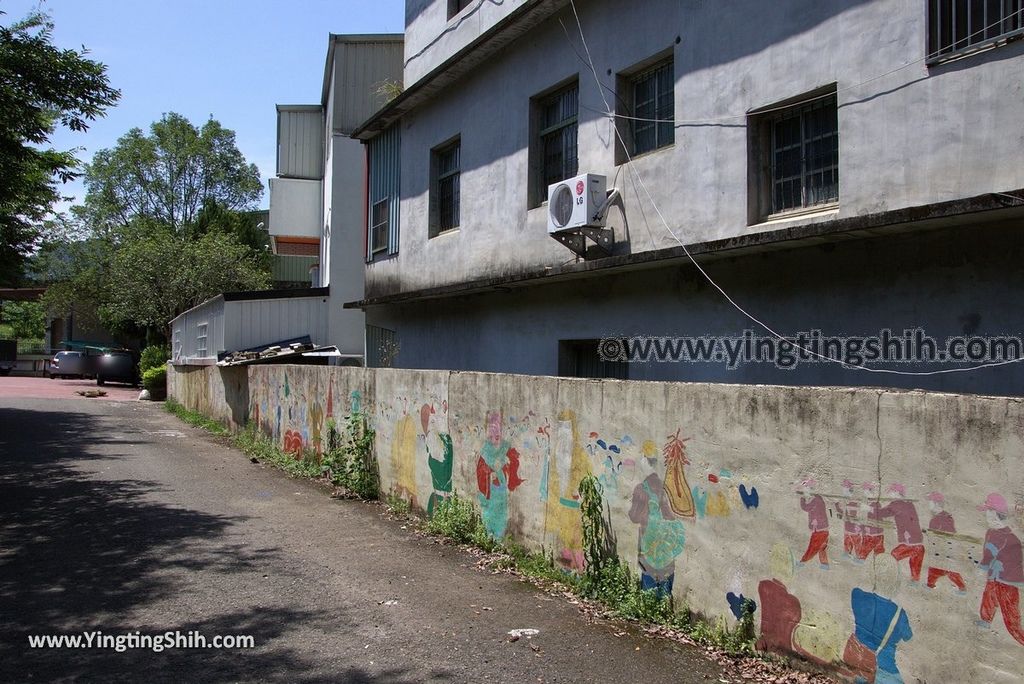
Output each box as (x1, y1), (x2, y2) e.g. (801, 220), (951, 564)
(165, 400), (756, 657)
(409, 477), (757, 656)
(164, 400), (369, 489)
(165, 399), (230, 436)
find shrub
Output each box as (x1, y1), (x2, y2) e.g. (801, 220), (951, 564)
(142, 365), (167, 393)
(426, 492), (481, 543)
(139, 344), (170, 374)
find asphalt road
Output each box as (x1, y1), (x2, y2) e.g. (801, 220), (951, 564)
(0, 394), (726, 683)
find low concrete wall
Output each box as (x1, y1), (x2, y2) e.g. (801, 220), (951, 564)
(169, 363), (1024, 683)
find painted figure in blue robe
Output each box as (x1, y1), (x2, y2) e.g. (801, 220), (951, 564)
(845, 588), (912, 684)
(629, 460), (686, 599)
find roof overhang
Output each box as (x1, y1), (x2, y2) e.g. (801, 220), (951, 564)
(351, 0), (569, 141)
(322, 33), (405, 107)
(345, 190), (1024, 309)
(0, 287), (46, 302)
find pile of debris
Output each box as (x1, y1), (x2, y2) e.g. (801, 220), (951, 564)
(218, 342), (316, 367)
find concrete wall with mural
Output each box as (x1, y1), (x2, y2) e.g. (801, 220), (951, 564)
(169, 363), (1024, 683)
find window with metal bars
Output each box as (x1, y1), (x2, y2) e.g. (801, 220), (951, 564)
(558, 339), (629, 380)
(630, 59), (674, 156)
(370, 198), (390, 255)
(766, 95), (839, 216)
(431, 139), (461, 236)
(928, 0), (1023, 61)
(367, 125), (400, 260)
(533, 82), (579, 206)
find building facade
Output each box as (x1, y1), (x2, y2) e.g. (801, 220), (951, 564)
(350, 0), (1024, 396)
(173, 34), (403, 364)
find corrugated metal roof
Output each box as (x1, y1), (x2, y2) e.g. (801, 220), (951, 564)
(277, 107), (324, 179)
(326, 35), (404, 135)
(272, 255), (318, 284)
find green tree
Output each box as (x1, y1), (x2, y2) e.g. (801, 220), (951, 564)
(97, 228), (269, 338)
(42, 113), (270, 343)
(0, 11), (120, 286)
(0, 300), (45, 339)
(83, 113), (263, 234)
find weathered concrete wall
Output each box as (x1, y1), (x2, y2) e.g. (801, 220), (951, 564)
(368, 219), (1024, 397)
(169, 363), (1024, 683)
(372, 0), (1024, 298)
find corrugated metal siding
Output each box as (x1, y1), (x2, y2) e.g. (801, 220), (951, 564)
(333, 39), (405, 135)
(170, 297), (225, 362)
(277, 107), (324, 179)
(272, 255), (318, 285)
(223, 296), (331, 352)
(368, 125), (401, 260)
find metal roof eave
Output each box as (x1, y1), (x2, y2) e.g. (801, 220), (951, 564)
(350, 0), (568, 141)
(344, 189), (1024, 309)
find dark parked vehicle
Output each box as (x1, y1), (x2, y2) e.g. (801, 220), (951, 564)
(96, 349), (139, 387)
(50, 350), (93, 379)
(0, 339), (14, 376)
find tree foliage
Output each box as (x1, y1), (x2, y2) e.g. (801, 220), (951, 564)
(83, 113), (262, 234)
(0, 11), (119, 285)
(40, 112), (271, 342)
(100, 229), (269, 332)
(0, 300), (45, 339)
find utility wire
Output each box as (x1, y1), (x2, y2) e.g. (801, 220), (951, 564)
(567, 0), (1024, 376)
(567, 7), (1024, 126)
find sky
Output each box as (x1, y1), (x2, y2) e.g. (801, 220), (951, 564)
(3, 0), (406, 211)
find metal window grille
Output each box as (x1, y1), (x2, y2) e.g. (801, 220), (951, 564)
(928, 0), (1023, 60)
(367, 125), (400, 260)
(560, 340), (629, 380)
(370, 198), (390, 254)
(366, 325), (398, 368)
(770, 95), (839, 214)
(632, 59), (674, 155)
(539, 83), (579, 198)
(435, 142), (460, 232)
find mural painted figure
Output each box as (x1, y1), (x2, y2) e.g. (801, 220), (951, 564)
(858, 482), (886, 561)
(877, 484), (925, 583)
(475, 410), (523, 540)
(797, 478), (829, 568)
(924, 491), (966, 593)
(544, 410), (591, 571)
(421, 402), (454, 517)
(844, 587), (912, 684)
(628, 436), (687, 598)
(836, 479), (863, 562)
(977, 493), (1024, 646)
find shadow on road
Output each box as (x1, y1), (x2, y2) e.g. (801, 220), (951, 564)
(0, 406), (395, 682)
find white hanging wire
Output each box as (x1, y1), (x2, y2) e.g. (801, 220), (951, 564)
(566, 7), (1024, 126)
(566, 0), (1024, 376)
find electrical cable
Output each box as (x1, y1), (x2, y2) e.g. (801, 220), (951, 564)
(567, 0), (1024, 376)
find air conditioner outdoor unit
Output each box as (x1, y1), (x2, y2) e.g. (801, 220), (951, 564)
(547, 173), (607, 234)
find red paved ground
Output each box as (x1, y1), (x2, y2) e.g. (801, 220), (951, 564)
(0, 375), (142, 402)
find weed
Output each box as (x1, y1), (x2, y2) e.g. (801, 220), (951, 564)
(578, 474), (607, 581)
(165, 399), (228, 435)
(166, 401), (321, 480)
(385, 492), (411, 517)
(233, 425), (321, 479)
(321, 411), (378, 499)
(425, 492), (480, 543)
